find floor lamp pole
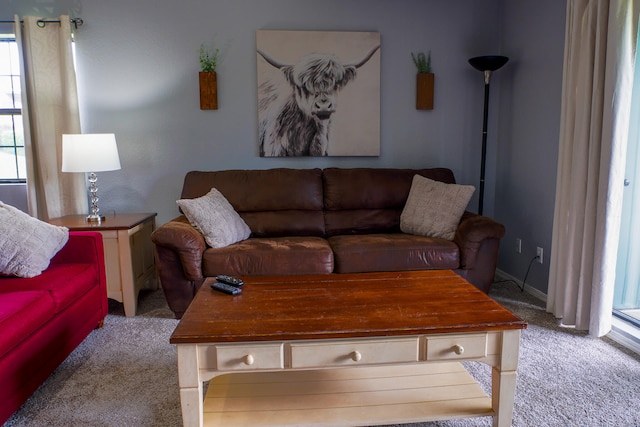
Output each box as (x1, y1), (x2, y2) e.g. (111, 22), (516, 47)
(468, 55), (509, 216)
(479, 73), (491, 216)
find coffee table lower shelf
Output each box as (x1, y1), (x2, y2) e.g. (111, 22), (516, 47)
(203, 362), (493, 426)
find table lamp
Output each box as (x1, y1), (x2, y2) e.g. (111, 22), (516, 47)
(62, 133), (121, 222)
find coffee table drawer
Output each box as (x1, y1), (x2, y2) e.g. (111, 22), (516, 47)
(215, 344), (283, 371)
(425, 334), (487, 361)
(290, 337), (419, 368)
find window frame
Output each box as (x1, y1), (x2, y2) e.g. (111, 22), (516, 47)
(0, 34), (26, 184)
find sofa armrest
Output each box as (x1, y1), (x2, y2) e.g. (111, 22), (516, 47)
(150, 215), (206, 281)
(454, 211), (506, 269)
(51, 231), (105, 266)
(50, 231), (108, 315)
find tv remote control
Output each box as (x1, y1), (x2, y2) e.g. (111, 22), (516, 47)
(216, 275), (244, 287)
(211, 281), (242, 295)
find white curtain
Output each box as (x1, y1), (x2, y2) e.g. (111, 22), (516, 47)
(14, 15), (86, 220)
(547, 0), (638, 337)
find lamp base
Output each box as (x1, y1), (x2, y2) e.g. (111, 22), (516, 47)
(86, 214), (105, 223)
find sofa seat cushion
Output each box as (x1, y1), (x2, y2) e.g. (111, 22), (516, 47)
(329, 233), (460, 273)
(0, 263), (98, 313)
(0, 290), (55, 359)
(202, 236), (334, 276)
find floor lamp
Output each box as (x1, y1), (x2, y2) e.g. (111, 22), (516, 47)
(468, 55), (508, 215)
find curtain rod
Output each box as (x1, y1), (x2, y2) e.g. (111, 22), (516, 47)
(0, 17), (83, 29)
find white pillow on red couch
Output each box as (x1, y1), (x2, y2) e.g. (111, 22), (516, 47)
(0, 201), (69, 278)
(400, 175), (475, 241)
(177, 188), (251, 248)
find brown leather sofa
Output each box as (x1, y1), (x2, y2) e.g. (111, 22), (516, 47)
(151, 168), (505, 318)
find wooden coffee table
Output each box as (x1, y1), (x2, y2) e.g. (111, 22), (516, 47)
(170, 270), (526, 427)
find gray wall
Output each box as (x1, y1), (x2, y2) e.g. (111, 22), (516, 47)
(496, 0), (565, 292)
(74, 0), (503, 225)
(0, 0), (565, 294)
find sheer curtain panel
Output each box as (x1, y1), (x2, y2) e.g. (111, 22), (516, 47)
(14, 15), (86, 220)
(547, 0), (638, 337)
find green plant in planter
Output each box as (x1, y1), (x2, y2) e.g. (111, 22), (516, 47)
(199, 44), (219, 73)
(411, 51), (432, 74)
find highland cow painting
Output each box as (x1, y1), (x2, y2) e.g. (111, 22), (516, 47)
(256, 30), (381, 157)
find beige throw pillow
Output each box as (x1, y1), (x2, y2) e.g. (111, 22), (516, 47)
(400, 175), (475, 240)
(0, 201), (69, 277)
(177, 188), (251, 248)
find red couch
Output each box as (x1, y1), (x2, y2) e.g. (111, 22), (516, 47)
(0, 231), (108, 424)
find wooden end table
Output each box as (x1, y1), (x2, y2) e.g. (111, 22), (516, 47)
(49, 212), (158, 317)
(171, 270), (527, 427)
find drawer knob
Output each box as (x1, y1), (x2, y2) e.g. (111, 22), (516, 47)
(453, 345), (465, 355)
(244, 354), (255, 365)
(351, 351), (362, 362)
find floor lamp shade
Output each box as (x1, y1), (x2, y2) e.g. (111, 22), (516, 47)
(468, 55), (508, 215)
(469, 56), (509, 74)
(62, 133), (121, 222)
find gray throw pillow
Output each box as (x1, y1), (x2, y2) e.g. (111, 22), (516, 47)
(400, 175), (475, 240)
(177, 188), (251, 248)
(0, 201), (69, 277)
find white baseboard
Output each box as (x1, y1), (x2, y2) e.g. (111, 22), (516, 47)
(495, 271), (640, 355)
(495, 268), (547, 303)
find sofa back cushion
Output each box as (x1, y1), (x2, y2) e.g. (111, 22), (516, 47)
(323, 168), (456, 236)
(181, 169), (325, 237)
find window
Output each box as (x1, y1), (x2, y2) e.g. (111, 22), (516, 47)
(612, 25), (640, 334)
(0, 35), (25, 182)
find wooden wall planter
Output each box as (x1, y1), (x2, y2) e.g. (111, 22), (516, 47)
(199, 71), (218, 110)
(416, 73), (434, 110)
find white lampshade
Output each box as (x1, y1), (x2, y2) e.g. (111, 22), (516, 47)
(62, 133), (121, 172)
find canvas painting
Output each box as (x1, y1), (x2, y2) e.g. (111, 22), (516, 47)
(256, 30), (381, 157)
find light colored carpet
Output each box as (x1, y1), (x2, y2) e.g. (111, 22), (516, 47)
(4, 291), (181, 427)
(4, 281), (640, 427)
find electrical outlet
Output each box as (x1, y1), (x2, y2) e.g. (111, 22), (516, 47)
(536, 247), (544, 264)
(516, 238), (522, 254)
